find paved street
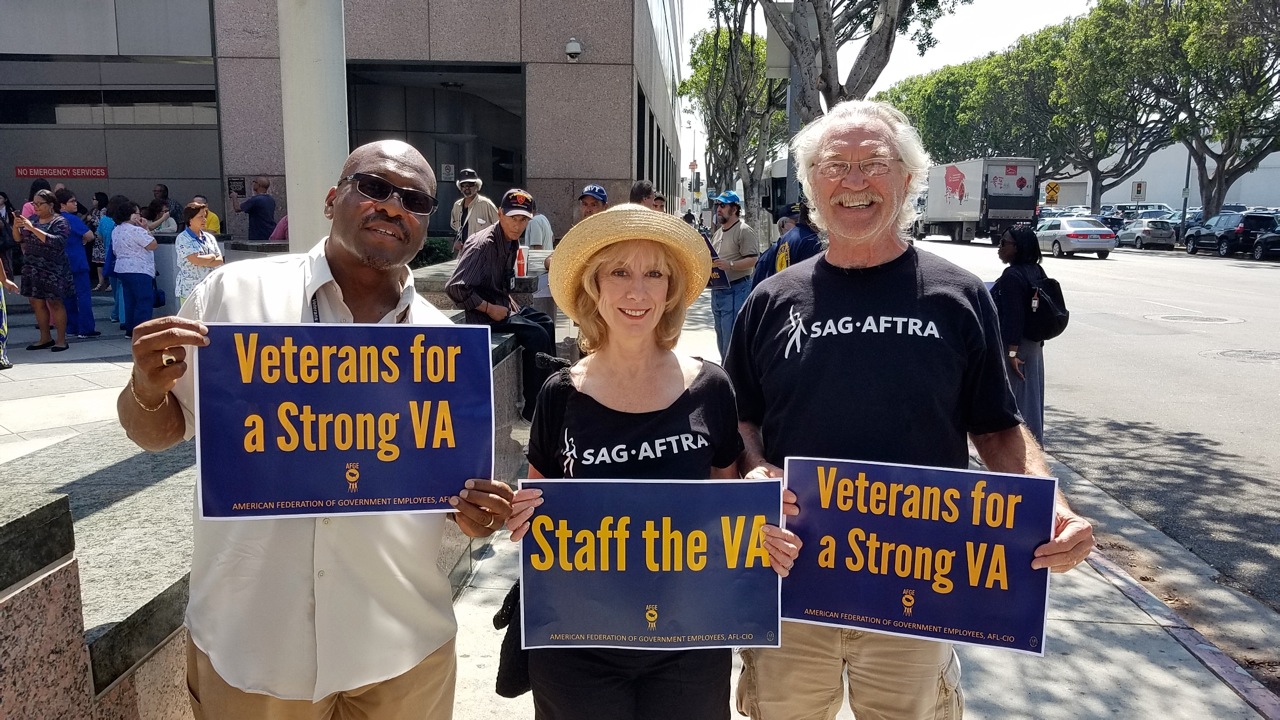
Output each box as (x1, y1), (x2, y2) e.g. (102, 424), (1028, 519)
(919, 238), (1280, 676)
(3, 269), (1280, 715)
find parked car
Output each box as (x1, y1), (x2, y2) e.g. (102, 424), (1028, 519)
(1164, 210), (1201, 242)
(1115, 202), (1174, 217)
(1184, 212), (1279, 256)
(1221, 203), (1248, 213)
(1034, 217), (1117, 258)
(1137, 209), (1171, 219)
(1253, 229), (1280, 260)
(1116, 219), (1176, 249)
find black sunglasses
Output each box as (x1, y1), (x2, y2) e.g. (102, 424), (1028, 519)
(339, 173), (437, 216)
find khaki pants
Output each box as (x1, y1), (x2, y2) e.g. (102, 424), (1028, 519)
(737, 622), (963, 720)
(187, 637), (456, 720)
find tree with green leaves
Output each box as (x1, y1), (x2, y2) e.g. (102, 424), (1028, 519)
(1051, 11), (1174, 211)
(760, 0), (973, 123)
(679, 1), (787, 228)
(1130, 0), (1280, 217)
(878, 6), (1178, 211)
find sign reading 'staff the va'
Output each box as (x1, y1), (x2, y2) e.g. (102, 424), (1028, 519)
(783, 457), (1057, 655)
(194, 323), (493, 520)
(521, 479), (782, 651)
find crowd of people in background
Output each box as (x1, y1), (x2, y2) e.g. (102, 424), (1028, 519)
(0, 164), (810, 378)
(0, 178), (238, 369)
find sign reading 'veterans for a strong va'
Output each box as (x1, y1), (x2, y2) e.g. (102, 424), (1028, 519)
(194, 323), (493, 520)
(521, 479), (782, 651)
(783, 457), (1057, 655)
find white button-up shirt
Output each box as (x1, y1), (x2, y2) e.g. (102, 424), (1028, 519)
(171, 241), (457, 701)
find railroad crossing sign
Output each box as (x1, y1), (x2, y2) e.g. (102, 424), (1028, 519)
(1045, 181), (1060, 205)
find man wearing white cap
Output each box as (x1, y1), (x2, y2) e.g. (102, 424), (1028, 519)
(450, 168), (499, 257)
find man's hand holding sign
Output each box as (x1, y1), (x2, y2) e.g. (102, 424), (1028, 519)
(115, 141), (514, 718)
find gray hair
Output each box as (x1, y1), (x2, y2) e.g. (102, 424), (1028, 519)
(790, 100), (931, 232)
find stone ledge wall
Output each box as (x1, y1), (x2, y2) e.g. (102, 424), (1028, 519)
(0, 338), (526, 720)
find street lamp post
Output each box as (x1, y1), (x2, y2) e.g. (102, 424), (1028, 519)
(686, 119), (700, 214)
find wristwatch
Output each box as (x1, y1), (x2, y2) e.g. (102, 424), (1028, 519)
(1007, 350), (1019, 358)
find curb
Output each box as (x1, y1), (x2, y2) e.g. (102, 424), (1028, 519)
(1086, 551), (1280, 720)
(973, 448), (1280, 719)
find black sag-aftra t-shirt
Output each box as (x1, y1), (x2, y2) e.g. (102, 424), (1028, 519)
(527, 361), (744, 480)
(723, 247), (1021, 471)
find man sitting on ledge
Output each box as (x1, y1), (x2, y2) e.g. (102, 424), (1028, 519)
(447, 188), (555, 422)
(117, 140), (513, 720)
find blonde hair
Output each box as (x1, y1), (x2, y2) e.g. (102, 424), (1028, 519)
(574, 239), (689, 354)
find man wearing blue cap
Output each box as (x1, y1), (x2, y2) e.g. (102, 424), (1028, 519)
(709, 190), (759, 360)
(578, 184), (608, 221)
(751, 201), (822, 289)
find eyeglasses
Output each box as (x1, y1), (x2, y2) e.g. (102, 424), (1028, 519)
(32, 201), (51, 207)
(340, 173), (437, 216)
(815, 157), (900, 179)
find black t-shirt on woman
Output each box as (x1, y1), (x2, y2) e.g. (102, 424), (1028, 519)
(527, 361), (744, 479)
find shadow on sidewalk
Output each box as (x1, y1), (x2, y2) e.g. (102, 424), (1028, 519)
(1044, 405), (1280, 614)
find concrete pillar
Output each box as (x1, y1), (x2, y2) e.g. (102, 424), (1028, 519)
(277, 0), (349, 253)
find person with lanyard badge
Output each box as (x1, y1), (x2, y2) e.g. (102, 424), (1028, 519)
(174, 201), (225, 308)
(14, 188), (73, 351)
(192, 195), (222, 234)
(708, 190), (759, 361)
(505, 203), (802, 720)
(117, 140), (513, 720)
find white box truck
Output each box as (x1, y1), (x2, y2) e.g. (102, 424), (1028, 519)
(918, 157), (1039, 244)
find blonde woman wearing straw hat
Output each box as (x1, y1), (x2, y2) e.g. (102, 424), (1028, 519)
(505, 204), (801, 720)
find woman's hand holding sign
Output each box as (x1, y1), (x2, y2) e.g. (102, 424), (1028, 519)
(506, 483), (546, 542)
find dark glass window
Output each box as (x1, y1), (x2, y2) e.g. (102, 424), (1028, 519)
(0, 89), (217, 125)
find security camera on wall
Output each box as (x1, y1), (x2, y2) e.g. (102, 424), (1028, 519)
(565, 38), (583, 62)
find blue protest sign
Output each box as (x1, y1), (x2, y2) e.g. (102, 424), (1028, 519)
(782, 457), (1056, 655)
(194, 323), (493, 519)
(521, 479), (782, 650)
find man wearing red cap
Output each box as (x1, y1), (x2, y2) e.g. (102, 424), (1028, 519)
(447, 189), (555, 421)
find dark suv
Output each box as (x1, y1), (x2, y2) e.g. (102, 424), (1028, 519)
(1185, 212), (1279, 257)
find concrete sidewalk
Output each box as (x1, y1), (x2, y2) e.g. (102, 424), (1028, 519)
(2, 286), (1279, 719)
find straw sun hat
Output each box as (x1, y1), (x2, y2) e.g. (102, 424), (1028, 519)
(549, 203), (712, 325)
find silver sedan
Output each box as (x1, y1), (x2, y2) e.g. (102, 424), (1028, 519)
(1116, 219), (1176, 250)
(1034, 217), (1118, 259)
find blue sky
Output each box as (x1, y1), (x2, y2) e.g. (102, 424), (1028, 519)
(678, 0), (1095, 165)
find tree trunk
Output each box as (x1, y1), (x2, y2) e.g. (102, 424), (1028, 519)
(842, 0), (904, 99)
